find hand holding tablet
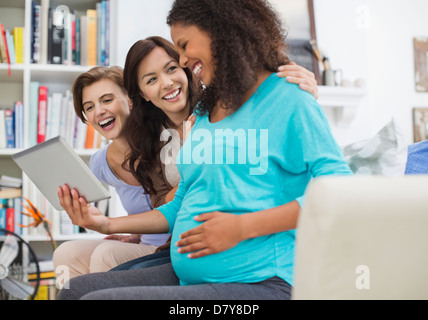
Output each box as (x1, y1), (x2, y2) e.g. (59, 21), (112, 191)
(12, 136), (110, 211)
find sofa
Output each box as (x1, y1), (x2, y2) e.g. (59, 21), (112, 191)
(292, 121), (428, 299)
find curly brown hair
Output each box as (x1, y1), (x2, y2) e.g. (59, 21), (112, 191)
(167, 0), (290, 114)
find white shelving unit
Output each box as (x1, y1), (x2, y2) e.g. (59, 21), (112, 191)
(0, 0), (119, 246)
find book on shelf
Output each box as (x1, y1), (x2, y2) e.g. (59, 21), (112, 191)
(14, 101), (24, 149)
(0, 24), (11, 65)
(85, 123), (95, 149)
(48, 7), (64, 64)
(0, 194), (22, 236)
(0, 188), (22, 199)
(0, 175), (22, 189)
(28, 83), (108, 149)
(5, 29), (16, 65)
(0, 109), (5, 148)
(37, 86), (48, 144)
(12, 27), (24, 64)
(0, 21), (24, 66)
(0, 105), (24, 149)
(39, 0), (49, 64)
(29, 82), (40, 147)
(32, 279), (59, 300)
(31, 0), (111, 66)
(80, 15), (87, 66)
(4, 108), (15, 148)
(31, 0), (41, 64)
(28, 260), (58, 300)
(0, 178), (22, 235)
(45, 92), (63, 139)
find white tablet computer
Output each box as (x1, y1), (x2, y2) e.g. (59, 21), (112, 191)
(12, 136), (110, 211)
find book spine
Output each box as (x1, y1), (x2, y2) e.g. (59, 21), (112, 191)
(40, 0), (50, 64)
(14, 197), (22, 235)
(6, 30), (16, 65)
(105, 0), (110, 66)
(37, 86), (48, 144)
(80, 16), (87, 66)
(45, 95), (52, 139)
(30, 0), (35, 63)
(74, 116), (87, 149)
(100, 0), (106, 66)
(6, 198), (14, 232)
(29, 82), (39, 147)
(48, 92), (63, 139)
(0, 110), (6, 149)
(33, 4), (41, 64)
(0, 24), (7, 63)
(4, 109), (14, 148)
(50, 7), (65, 64)
(0, 24), (11, 65)
(96, 3), (101, 65)
(71, 12), (76, 65)
(86, 9), (97, 66)
(85, 123), (95, 149)
(66, 11), (73, 66)
(13, 27), (23, 64)
(0, 199), (6, 234)
(14, 102), (23, 149)
(65, 93), (75, 145)
(75, 16), (80, 65)
(18, 28), (24, 64)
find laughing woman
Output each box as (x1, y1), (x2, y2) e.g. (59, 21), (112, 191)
(52, 67), (171, 279)
(56, 0), (348, 300)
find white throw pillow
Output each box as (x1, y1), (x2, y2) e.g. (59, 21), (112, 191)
(341, 119), (407, 176)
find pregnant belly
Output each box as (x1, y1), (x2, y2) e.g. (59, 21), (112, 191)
(170, 232), (277, 285)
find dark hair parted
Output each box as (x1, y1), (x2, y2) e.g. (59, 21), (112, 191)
(122, 36), (200, 195)
(167, 0), (290, 115)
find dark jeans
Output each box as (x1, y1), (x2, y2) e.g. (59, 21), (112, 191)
(110, 249), (171, 271)
(57, 263), (292, 300)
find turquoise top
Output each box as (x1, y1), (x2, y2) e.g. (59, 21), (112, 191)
(158, 73), (352, 285)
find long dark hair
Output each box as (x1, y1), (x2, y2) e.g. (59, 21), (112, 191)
(167, 0), (290, 115)
(122, 36), (200, 195)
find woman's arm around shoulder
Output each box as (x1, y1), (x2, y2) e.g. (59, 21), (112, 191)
(277, 62), (319, 99)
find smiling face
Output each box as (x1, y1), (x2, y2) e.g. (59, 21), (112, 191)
(137, 46), (190, 125)
(82, 79), (131, 141)
(170, 23), (215, 87)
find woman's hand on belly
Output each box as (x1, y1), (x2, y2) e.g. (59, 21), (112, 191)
(175, 211), (244, 259)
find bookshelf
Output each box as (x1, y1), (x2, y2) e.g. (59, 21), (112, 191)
(0, 0), (121, 248)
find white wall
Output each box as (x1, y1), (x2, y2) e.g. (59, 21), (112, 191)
(314, 0), (428, 145)
(112, 0), (174, 68)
